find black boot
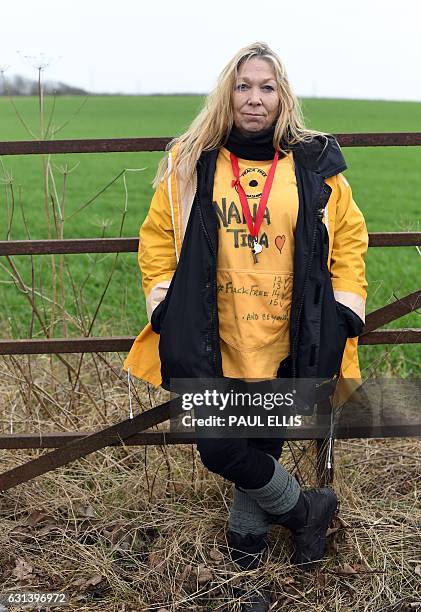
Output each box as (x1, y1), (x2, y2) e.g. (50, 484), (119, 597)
(226, 531), (272, 611)
(231, 583), (272, 612)
(226, 530), (268, 571)
(268, 487), (338, 568)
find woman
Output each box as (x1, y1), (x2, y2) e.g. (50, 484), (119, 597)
(124, 41), (368, 604)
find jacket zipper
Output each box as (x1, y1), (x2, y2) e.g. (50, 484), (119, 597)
(196, 186), (219, 376)
(291, 185), (326, 380)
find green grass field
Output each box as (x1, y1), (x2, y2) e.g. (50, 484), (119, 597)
(0, 94), (420, 375)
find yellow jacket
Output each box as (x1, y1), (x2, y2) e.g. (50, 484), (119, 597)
(124, 145), (368, 405)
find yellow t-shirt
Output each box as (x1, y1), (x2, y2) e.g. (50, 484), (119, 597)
(213, 147), (299, 379)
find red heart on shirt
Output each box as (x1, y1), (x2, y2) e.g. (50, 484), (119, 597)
(275, 235), (286, 253)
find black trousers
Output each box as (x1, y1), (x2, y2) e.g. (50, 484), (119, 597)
(196, 433), (284, 489)
(194, 376), (288, 489)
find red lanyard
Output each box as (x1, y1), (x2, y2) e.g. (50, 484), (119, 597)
(230, 150), (279, 245)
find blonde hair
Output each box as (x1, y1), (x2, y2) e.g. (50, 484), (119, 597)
(153, 41), (328, 188)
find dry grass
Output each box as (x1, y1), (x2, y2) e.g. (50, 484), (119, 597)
(0, 354), (419, 612)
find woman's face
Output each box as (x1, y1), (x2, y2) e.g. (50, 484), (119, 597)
(233, 58), (280, 135)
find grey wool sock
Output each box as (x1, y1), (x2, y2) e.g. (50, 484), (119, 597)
(238, 454), (301, 516)
(228, 485), (270, 537)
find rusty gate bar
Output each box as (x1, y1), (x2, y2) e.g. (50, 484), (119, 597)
(0, 237), (139, 255)
(0, 432), (197, 448)
(0, 329), (420, 356)
(0, 396), (183, 491)
(0, 137), (171, 155)
(337, 132), (421, 147)
(362, 289), (421, 333)
(368, 232), (421, 247)
(0, 290), (419, 356)
(0, 232), (420, 256)
(0, 425), (418, 450)
(359, 329), (420, 344)
(0, 336), (134, 354)
(0, 132), (421, 156)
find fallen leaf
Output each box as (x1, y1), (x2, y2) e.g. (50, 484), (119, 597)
(12, 558), (33, 582)
(85, 575), (102, 587)
(9, 525), (33, 542)
(61, 560), (79, 570)
(72, 594), (86, 601)
(70, 577), (87, 588)
(106, 524), (140, 552)
(178, 564), (192, 582)
(69, 575), (104, 595)
(284, 583), (303, 597)
(316, 573), (327, 589)
(209, 548), (224, 563)
(173, 483), (186, 494)
(197, 564), (214, 584)
(339, 563), (358, 575)
(335, 515), (349, 528)
(27, 509), (55, 526)
(415, 565), (421, 577)
(326, 526), (341, 537)
(37, 524), (59, 537)
(1, 569), (13, 581)
(75, 504), (96, 519)
(109, 523), (126, 544)
(352, 562), (370, 572)
(148, 550), (166, 573)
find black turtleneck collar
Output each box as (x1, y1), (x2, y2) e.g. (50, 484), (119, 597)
(220, 125), (348, 177)
(223, 124), (287, 161)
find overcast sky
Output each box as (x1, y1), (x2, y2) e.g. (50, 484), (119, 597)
(2, 0), (420, 101)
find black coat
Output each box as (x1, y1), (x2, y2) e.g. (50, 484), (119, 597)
(151, 135), (364, 392)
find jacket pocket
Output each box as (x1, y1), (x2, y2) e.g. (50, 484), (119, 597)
(150, 272), (178, 334)
(335, 300), (350, 353)
(151, 298), (167, 334)
(335, 300), (364, 338)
